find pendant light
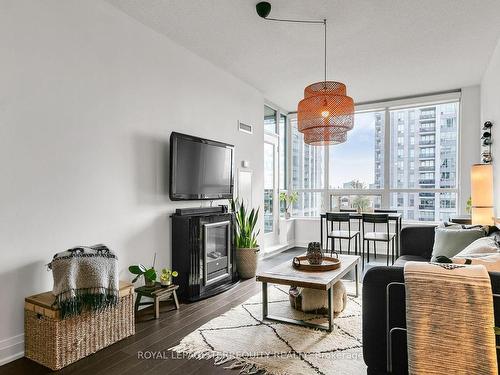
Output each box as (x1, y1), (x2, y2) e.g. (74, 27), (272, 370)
(256, 2), (354, 145)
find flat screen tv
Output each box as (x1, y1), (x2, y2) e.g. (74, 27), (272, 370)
(170, 132), (234, 200)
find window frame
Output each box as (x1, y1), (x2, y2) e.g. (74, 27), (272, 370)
(285, 91), (461, 222)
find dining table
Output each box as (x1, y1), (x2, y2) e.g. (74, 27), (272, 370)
(320, 212), (403, 258)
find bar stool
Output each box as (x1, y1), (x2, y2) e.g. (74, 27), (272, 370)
(326, 212), (360, 255)
(362, 213), (396, 266)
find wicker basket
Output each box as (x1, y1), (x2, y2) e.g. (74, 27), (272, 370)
(24, 281), (135, 370)
(236, 247), (259, 279)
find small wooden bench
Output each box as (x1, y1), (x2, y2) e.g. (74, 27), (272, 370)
(134, 283), (179, 319)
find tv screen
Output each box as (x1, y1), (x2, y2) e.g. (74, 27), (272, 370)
(170, 132), (234, 200)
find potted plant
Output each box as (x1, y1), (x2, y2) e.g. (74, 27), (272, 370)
(160, 268), (178, 286)
(231, 198), (260, 279)
(129, 254), (157, 287)
(279, 191), (298, 219)
(466, 196), (472, 214)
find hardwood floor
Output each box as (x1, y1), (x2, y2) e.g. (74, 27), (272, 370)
(0, 247), (385, 375)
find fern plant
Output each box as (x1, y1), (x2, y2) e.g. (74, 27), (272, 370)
(231, 198), (260, 249)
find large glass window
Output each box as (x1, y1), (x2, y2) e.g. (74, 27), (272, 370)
(329, 111), (385, 189)
(291, 117), (325, 189)
(286, 98), (459, 221)
(264, 105), (277, 134)
(279, 114), (287, 190)
(264, 142), (275, 233)
(387, 102), (459, 220)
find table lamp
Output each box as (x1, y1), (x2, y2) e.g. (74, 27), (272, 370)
(470, 163), (494, 225)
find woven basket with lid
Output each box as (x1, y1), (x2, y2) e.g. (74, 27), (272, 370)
(24, 281), (135, 370)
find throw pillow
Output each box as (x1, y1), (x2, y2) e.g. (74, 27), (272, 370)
(451, 236), (500, 272)
(454, 236), (499, 257)
(431, 226), (486, 261)
(452, 255), (500, 272)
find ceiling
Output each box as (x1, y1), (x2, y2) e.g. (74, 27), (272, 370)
(107, 0), (500, 111)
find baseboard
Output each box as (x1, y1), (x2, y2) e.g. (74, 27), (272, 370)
(0, 334), (24, 366)
(294, 241), (311, 249)
(260, 242), (297, 259)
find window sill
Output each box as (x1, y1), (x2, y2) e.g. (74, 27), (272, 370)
(290, 216), (442, 226)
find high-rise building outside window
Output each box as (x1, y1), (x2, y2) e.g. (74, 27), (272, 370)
(286, 96), (459, 222)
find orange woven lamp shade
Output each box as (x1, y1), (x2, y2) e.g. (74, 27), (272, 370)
(303, 127), (347, 146)
(297, 81), (354, 145)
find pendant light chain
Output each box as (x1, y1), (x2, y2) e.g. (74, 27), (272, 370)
(256, 2), (354, 145)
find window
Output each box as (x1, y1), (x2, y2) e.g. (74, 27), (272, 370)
(286, 98), (459, 222)
(388, 102), (459, 220)
(264, 142), (275, 233)
(291, 118), (325, 190)
(290, 117), (325, 215)
(264, 105), (277, 134)
(329, 111), (385, 189)
(279, 114), (287, 190)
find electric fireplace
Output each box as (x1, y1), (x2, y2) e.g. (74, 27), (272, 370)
(172, 206), (238, 301)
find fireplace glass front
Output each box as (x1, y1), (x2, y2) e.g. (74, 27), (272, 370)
(203, 220), (231, 285)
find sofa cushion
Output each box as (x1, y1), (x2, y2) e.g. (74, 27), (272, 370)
(430, 226), (486, 261)
(452, 236), (500, 272)
(394, 255), (428, 267)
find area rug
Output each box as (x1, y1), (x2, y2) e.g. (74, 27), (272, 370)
(170, 282), (365, 375)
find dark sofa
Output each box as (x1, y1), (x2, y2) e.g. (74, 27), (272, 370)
(362, 225), (500, 375)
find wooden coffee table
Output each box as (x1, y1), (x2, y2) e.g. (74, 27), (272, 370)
(256, 254), (360, 332)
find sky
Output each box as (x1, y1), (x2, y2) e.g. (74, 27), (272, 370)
(328, 112), (378, 188)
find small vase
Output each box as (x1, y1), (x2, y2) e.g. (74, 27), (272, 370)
(306, 242), (323, 265)
(161, 279), (172, 287)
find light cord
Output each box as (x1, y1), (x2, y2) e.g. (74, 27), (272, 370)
(260, 14), (328, 88)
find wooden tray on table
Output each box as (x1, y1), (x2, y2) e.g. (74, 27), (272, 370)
(292, 256), (341, 272)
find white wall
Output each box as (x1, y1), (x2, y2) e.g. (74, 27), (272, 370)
(481, 36), (500, 216)
(0, 0), (263, 364)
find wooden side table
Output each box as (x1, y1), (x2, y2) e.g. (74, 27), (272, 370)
(134, 283), (179, 319)
(449, 215), (472, 225)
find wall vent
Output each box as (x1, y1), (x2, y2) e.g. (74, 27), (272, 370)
(238, 121), (253, 134)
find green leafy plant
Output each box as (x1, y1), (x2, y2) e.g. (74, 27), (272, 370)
(160, 268), (178, 283)
(231, 198), (260, 249)
(466, 196), (472, 214)
(129, 253), (157, 283)
(350, 180), (370, 212)
(279, 191), (298, 216)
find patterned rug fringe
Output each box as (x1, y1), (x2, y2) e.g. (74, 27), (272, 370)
(170, 342), (282, 375)
(171, 344), (308, 375)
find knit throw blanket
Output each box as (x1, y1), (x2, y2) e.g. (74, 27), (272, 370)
(404, 261), (497, 375)
(48, 244), (119, 319)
